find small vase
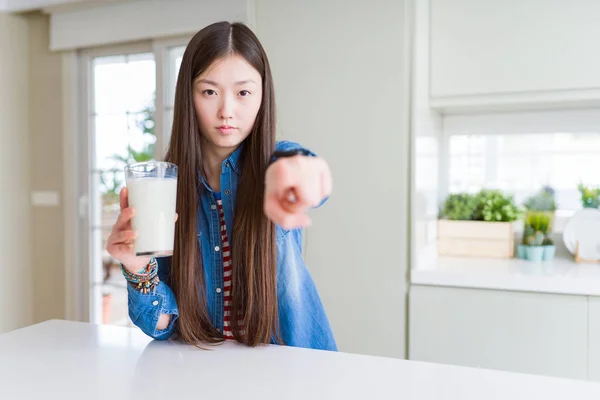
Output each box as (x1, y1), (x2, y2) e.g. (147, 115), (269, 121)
(517, 244), (527, 259)
(525, 246), (544, 262)
(542, 245), (556, 261)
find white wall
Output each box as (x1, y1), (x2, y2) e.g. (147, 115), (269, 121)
(411, 0), (443, 270)
(0, 12), (33, 333)
(256, 0), (411, 358)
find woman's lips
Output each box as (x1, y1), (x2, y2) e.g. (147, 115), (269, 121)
(216, 126), (237, 134)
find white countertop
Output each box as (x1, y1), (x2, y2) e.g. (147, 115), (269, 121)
(3, 320), (600, 399)
(412, 252), (600, 296)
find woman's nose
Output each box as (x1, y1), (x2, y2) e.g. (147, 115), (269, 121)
(218, 94), (234, 121)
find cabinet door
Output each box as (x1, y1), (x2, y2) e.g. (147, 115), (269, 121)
(588, 297), (600, 381)
(410, 285), (587, 380)
(430, 0), (600, 99)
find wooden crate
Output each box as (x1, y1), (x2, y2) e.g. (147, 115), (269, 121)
(437, 220), (515, 258)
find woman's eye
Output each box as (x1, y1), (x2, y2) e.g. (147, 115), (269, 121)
(239, 90), (251, 97)
(203, 89), (217, 96)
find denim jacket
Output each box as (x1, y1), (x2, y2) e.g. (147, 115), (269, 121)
(126, 141), (337, 351)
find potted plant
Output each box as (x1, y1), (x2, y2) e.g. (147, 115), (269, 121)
(438, 189), (521, 258)
(577, 183), (600, 209)
(518, 212), (555, 262)
(524, 186), (557, 231)
(542, 236), (556, 261)
(440, 193), (478, 221)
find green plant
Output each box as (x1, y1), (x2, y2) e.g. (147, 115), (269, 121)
(578, 183), (600, 209)
(473, 189), (520, 222)
(442, 193), (478, 220)
(525, 231), (544, 246)
(524, 186), (557, 212)
(523, 211), (552, 247)
(526, 211), (551, 235)
(522, 224), (535, 245)
(542, 236), (554, 246)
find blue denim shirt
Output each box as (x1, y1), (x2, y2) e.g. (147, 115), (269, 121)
(127, 141), (337, 351)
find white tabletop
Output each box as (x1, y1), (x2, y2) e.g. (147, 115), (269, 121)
(2, 320), (600, 399)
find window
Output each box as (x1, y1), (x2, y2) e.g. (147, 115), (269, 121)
(444, 111), (600, 216)
(80, 39), (189, 327)
(91, 51), (156, 327)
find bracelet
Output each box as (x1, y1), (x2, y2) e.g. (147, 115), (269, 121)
(129, 275), (160, 294)
(268, 148), (312, 168)
(121, 258), (158, 284)
(121, 258), (160, 293)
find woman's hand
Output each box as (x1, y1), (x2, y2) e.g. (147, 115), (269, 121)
(264, 156), (332, 230)
(106, 188), (158, 273)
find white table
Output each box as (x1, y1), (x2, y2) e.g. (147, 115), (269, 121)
(2, 320), (600, 399)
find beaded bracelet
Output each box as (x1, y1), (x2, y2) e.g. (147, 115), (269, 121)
(130, 275), (160, 294)
(121, 258), (160, 294)
(121, 258), (158, 283)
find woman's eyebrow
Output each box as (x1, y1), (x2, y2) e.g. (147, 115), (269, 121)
(196, 78), (219, 86)
(235, 79), (258, 85)
(196, 78), (257, 86)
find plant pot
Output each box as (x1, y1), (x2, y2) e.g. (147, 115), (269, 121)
(438, 220), (515, 258)
(542, 245), (556, 261)
(525, 246), (544, 262)
(517, 244), (527, 259)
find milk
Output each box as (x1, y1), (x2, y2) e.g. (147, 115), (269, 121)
(127, 177), (178, 257)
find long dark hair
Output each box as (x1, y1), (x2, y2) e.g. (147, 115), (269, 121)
(164, 21), (279, 346)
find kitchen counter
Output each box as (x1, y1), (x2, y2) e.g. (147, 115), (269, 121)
(412, 251), (600, 296)
(2, 320), (600, 399)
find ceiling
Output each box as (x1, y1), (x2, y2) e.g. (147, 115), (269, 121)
(0, 0), (123, 13)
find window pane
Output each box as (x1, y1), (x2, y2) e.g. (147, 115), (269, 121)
(93, 55), (128, 114)
(448, 132), (600, 211)
(93, 53), (155, 114)
(90, 51), (156, 328)
(94, 114), (128, 170)
(95, 110), (156, 170)
(96, 169), (124, 225)
(95, 226), (131, 327)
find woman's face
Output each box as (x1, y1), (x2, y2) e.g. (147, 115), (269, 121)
(193, 54), (263, 154)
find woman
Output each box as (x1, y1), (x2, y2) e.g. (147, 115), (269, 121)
(107, 21), (336, 351)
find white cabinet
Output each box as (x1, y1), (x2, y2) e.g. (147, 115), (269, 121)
(589, 297), (600, 381)
(428, 0), (600, 111)
(409, 285), (588, 380)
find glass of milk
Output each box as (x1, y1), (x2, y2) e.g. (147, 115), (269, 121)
(125, 161), (178, 257)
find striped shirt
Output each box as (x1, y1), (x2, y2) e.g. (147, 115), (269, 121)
(216, 197), (235, 339)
